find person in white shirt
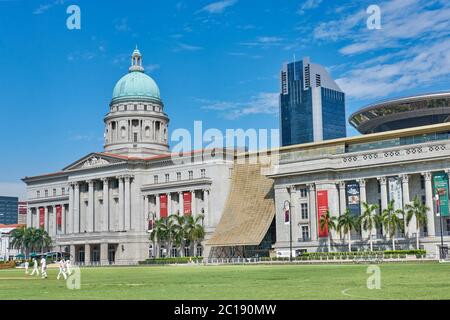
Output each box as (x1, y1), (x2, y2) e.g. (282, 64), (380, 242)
(24, 261), (29, 275)
(65, 259), (72, 276)
(40, 256), (47, 279)
(57, 259), (67, 280)
(30, 258), (39, 276)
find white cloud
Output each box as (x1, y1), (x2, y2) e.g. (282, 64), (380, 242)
(115, 18), (130, 32)
(200, 0), (237, 14)
(298, 0), (323, 15)
(145, 64), (160, 72)
(0, 182), (27, 201)
(32, 0), (66, 15)
(200, 92), (279, 119)
(239, 36), (284, 48)
(173, 43), (203, 52)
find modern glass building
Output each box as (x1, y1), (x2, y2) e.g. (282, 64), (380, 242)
(280, 57), (346, 146)
(0, 196), (18, 225)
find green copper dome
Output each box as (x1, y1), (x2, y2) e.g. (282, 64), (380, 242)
(111, 48), (161, 103)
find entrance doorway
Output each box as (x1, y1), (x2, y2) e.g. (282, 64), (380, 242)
(108, 244), (117, 264)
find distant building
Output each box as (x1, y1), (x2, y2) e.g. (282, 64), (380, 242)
(0, 224), (24, 260)
(18, 202), (27, 225)
(0, 196), (18, 225)
(279, 57), (346, 146)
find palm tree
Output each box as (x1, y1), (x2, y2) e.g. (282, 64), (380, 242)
(172, 215), (188, 257)
(405, 196), (429, 249)
(10, 227), (52, 257)
(337, 209), (358, 252)
(359, 202), (379, 251)
(185, 214), (205, 256)
(319, 210), (337, 252)
(10, 226), (26, 255)
(381, 200), (404, 250)
(150, 219), (165, 258)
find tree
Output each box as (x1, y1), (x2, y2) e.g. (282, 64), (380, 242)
(337, 209), (358, 252)
(381, 200), (404, 250)
(359, 202), (379, 251)
(10, 227), (52, 257)
(405, 196), (429, 250)
(10, 226), (26, 255)
(185, 214), (205, 256)
(319, 210), (337, 252)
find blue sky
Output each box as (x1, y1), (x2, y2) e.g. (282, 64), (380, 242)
(0, 0), (449, 199)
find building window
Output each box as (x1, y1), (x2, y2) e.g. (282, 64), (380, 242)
(420, 175), (425, 189)
(53, 189), (56, 196)
(188, 171), (193, 180)
(300, 188), (307, 198)
(421, 195), (426, 205)
(37, 191), (40, 198)
(61, 188), (65, 196)
(133, 132), (138, 143)
(165, 174), (169, 183)
(201, 169), (206, 178)
(171, 247), (178, 258)
(45, 190), (48, 197)
(177, 172), (181, 181)
(196, 245), (203, 257)
(184, 247), (190, 257)
(301, 225), (309, 241)
(154, 175), (159, 184)
(446, 219), (450, 232)
(377, 181), (381, 193)
(301, 203), (308, 220)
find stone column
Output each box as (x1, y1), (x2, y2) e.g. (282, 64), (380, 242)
(61, 204), (66, 235)
(191, 190), (196, 216)
(74, 182), (80, 233)
(102, 178), (109, 232)
(378, 177), (388, 211)
(423, 172), (436, 237)
(52, 205), (57, 237)
(167, 193), (172, 216)
(118, 176), (124, 230)
(67, 184), (73, 234)
(203, 189), (210, 226)
(338, 181), (347, 215)
(70, 245), (75, 263)
(85, 244), (91, 266)
(156, 194), (161, 219)
(308, 184), (317, 241)
(178, 192), (184, 215)
(143, 195), (149, 231)
(124, 175), (131, 230)
(100, 243), (108, 266)
(87, 180), (94, 233)
(401, 174), (415, 237)
(358, 179), (372, 240)
(44, 206), (49, 233)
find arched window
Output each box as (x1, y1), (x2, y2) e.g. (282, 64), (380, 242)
(121, 126), (126, 138)
(145, 126), (151, 137)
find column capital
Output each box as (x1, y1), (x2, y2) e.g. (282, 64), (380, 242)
(377, 176), (387, 184)
(307, 183), (315, 191)
(288, 185), (296, 193)
(86, 179), (94, 185)
(422, 171), (432, 181)
(400, 174), (409, 183)
(357, 178), (366, 187)
(338, 181), (346, 188)
(101, 177), (110, 182)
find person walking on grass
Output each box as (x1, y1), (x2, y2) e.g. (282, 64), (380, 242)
(40, 256), (48, 279)
(30, 258), (39, 276)
(57, 259), (67, 280)
(24, 261), (29, 275)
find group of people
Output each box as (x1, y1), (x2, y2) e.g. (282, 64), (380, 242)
(24, 257), (72, 280)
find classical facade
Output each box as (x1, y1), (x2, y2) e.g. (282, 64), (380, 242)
(269, 123), (450, 257)
(23, 49), (234, 264)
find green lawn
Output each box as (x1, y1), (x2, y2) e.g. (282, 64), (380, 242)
(0, 262), (449, 299)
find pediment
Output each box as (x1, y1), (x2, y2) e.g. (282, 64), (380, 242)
(63, 153), (125, 171)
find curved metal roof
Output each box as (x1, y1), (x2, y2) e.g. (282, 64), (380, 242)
(349, 91), (450, 134)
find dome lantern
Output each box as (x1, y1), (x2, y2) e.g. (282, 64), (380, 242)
(129, 46), (144, 73)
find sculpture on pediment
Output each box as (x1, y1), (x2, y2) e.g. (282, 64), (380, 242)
(81, 156), (109, 168)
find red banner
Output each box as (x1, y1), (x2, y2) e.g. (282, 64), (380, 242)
(183, 192), (192, 215)
(56, 205), (62, 227)
(160, 194), (168, 218)
(317, 190), (329, 238)
(39, 207), (45, 228)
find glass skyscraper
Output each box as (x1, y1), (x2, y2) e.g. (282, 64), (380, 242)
(280, 57), (346, 146)
(0, 196), (18, 225)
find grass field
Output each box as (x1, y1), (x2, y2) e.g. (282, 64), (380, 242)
(0, 262), (449, 300)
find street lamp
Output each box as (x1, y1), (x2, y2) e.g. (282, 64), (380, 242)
(283, 199), (293, 262)
(435, 193), (447, 259)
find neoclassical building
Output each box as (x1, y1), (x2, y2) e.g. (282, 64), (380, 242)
(23, 49), (234, 264)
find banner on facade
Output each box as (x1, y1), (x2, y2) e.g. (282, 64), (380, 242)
(39, 207), (45, 228)
(183, 192), (192, 215)
(283, 201), (290, 225)
(56, 205), (62, 227)
(160, 194), (168, 218)
(433, 172), (449, 217)
(317, 190), (329, 238)
(346, 181), (360, 216)
(388, 177), (403, 210)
